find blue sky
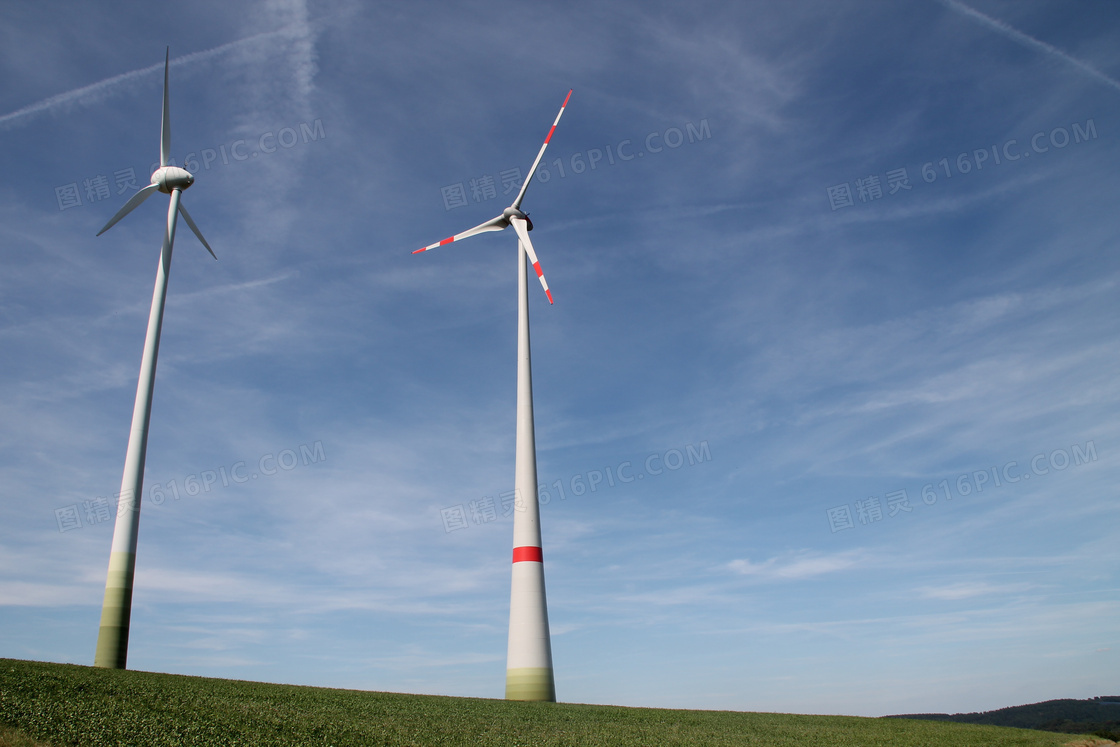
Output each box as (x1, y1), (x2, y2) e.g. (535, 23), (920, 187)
(1, 0), (1117, 718)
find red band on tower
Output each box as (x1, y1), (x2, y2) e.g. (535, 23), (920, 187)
(513, 546), (543, 563)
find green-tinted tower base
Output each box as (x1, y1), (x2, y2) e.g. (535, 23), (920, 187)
(94, 551), (135, 668)
(505, 667), (556, 702)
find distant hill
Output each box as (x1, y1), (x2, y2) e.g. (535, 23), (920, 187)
(891, 696), (1120, 740)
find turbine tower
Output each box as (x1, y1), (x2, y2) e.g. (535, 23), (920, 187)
(414, 90), (571, 702)
(93, 48), (215, 669)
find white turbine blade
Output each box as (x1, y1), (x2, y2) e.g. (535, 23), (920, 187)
(96, 183), (160, 236)
(511, 89), (572, 210)
(509, 217), (553, 304)
(164, 192), (179, 255)
(160, 47), (171, 168)
(177, 202), (216, 259)
(413, 214), (507, 254)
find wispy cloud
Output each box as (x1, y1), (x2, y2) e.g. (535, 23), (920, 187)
(0, 17), (318, 132)
(916, 581), (1035, 601)
(726, 550), (864, 580)
(938, 0), (1120, 94)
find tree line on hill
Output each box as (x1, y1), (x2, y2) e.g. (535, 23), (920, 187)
(890, 696), (1120, 741)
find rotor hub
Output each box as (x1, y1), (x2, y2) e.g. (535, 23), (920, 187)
(151, 166), (194, 193)
(502, 206), (533, 231)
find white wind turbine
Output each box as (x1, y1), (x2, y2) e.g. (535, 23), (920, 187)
(414, 90), (572, 702)
(93, 48), (215, 669)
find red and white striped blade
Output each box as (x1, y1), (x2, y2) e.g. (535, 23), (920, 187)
(413, 214), (507, 254)
(511, 89), (572, 211)
(509, 217), (553, 304)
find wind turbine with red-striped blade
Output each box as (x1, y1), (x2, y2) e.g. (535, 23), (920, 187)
(414, 89), (572, 702)
(92, 48), (216, 670)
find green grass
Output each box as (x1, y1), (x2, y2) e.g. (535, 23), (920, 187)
(0, 659), (1110, 746)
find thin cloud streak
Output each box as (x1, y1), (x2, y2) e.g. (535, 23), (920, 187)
(726, 550), (864, 580)
(0, 24), (312, 132)
(939, 0), (1120, 94)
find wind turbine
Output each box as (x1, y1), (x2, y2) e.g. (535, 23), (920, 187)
(93, 48), (215, 669)
(414, 90), (571, 702)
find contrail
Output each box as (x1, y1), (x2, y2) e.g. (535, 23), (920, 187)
(0, 26), (299, 132)
(938, 0), (1120, 94)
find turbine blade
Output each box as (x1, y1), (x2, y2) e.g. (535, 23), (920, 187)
(509, 216), (553, 304)
(413, 214), (507, 254)
(178, 202), (216, 259)
(511, 89), (572, 210)
(96, 183), (160, 236)
(164, 191), (180, 256)
(160, 47), (171, 168)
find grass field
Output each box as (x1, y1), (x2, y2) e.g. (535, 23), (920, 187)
(0, 659), (1112, 746)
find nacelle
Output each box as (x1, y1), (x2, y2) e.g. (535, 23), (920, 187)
(151, 166), (194, 193)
